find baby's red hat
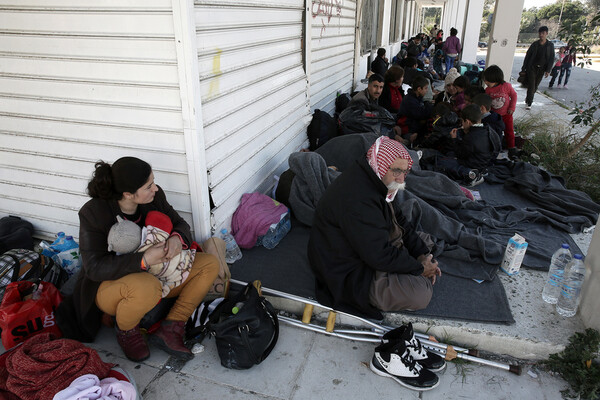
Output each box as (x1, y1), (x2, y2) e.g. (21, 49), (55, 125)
(145, 210), (173, 233)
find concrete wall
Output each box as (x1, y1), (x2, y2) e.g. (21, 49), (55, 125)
(580, 218), (600, 330)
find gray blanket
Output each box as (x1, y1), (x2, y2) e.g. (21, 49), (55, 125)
(288, 152), (341, 226)
(287, 133), (598, 281)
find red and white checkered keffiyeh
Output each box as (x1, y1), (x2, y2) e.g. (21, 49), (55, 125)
(366, 136), (413, 202)
(366, 136), (413, 179)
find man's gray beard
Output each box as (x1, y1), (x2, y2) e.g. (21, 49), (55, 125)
(386, 181), (406, 192)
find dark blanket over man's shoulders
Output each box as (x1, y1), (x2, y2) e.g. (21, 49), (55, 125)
(308, 156), (426, 319)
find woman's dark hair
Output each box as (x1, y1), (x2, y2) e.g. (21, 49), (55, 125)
(482, 65), (505, 84)
(453, 75), (469, 89)
(450, 28), (457, 36)
(384, 66), (404, 83)
(87, 157), (152, 200)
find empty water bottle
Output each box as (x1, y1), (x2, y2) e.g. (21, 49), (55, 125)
(257, 212), (291, 250)
(220, 228), (242, 264)
(542, 244), (572, 304)
(556, 254), (586, 317)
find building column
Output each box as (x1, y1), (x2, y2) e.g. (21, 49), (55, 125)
(580, 217), (600, 331)
(486, 0), (525, 80)
(461, 0), (485, 64)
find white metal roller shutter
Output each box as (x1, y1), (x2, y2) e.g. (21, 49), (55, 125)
(0, 1), (193, 239)
(309, 0), (357, 114)
(195, 0), (311, 233)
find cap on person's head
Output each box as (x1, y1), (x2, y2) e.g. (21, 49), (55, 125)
(445, 68), (460, 87)
(539, 26), (548, 33)
(377, 48), (386, 57)
(368, 73), (384, 84)
(112, 156), (152, 194)
(366, 136), (413, 179)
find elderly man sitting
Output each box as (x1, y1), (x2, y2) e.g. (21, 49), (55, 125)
(308, 136), (441, 319)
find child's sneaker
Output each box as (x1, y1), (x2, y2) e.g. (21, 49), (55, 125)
(382, 323), (446, 372)
(556, 84), (562, 88)
(563, 84), (568, 89)
(370, 340), (440, 391)
(467, 170), (484, 187)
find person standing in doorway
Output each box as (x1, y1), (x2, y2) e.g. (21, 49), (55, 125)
(522, 26), (554, 110)
(430, 24), (438, 38)
(557, 41), (576, 89)
(442, 28), (461, 75)
(370, 48), (389, 78)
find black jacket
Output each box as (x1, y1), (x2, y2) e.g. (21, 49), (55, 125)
(453, 125), (501, 170)
(397, 90), (433, 134)
(56, 186), (192, 342)
(523, 40), (555, 74)
(370, 56), (389, 77)
(308, 157), (428, 319)
(482, 111), (505, 139)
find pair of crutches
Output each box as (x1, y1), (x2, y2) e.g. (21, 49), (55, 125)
(231, 279), (522, 375)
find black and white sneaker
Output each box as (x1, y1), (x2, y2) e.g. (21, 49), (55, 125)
(382, 323), (446, 372)
(467, 170), (484, 187)
(370, 340), (440, 391)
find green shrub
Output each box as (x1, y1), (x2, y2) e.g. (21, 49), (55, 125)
(515, 115), (600, 203)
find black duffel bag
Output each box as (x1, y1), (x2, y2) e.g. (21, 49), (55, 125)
(208, 281), (279, 369)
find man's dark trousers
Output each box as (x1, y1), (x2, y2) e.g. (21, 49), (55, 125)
(525, 65), (545, 106)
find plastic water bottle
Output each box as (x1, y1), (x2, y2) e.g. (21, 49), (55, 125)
(258, 212), (291, 250)
(41, 232), (66, 257)
(220, 229), (242, 264)
(54, 235), (81, 276)
(51, 232), (66, 247)
(542, 244), (572, 304)
(556, 254), (586, 317)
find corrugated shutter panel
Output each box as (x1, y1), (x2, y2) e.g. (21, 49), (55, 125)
(309, 0), (357, 114)
(195, 0), (310, 232)
(0, 1), (192, 238)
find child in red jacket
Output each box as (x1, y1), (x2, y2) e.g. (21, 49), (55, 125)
(483, 65), (517, 158)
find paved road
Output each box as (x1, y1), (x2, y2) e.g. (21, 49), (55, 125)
(511, 53), (600, 110)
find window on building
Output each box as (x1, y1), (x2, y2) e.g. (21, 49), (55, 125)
(389, 0), (404, 43)
(360, 0), (380, 54)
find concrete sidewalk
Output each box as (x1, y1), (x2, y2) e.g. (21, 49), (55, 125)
(78, 82), (591, 399)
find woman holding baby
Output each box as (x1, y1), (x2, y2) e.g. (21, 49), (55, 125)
(56, 157), (219, 362)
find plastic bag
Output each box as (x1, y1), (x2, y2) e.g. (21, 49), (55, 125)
(0, 280), (63, 349)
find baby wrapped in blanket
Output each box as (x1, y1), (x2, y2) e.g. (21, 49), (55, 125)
(107, 211), (195, 297)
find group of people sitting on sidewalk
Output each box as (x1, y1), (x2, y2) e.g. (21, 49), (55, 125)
(347, 51), (517, 187)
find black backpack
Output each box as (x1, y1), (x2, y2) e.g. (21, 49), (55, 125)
(307, 109), (338, 151)
(335, 93), (352, 114)
(0, 216), (34, 255)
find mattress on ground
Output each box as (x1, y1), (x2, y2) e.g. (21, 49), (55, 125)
(229, 220), (514, 324)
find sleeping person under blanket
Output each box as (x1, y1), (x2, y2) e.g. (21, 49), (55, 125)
(107, 210), (195, 297)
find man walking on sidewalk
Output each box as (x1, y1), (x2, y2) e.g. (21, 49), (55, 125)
(522, 26), (554, 110)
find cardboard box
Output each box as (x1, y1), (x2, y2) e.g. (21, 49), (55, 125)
(500, 233), (528, 275)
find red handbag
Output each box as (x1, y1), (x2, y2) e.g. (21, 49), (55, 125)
(0, 280), (63, 349)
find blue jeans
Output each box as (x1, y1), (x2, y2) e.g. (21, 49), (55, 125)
(445, 55), (457, 74)
(558, 65), (572, 86)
